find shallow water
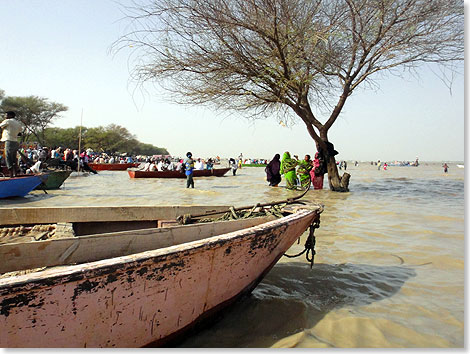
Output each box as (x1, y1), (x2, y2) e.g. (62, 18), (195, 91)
(1, 162), (464, 348)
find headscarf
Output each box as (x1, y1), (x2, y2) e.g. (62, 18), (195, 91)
(280, 152), (297, 175)
(266, 154), (281, 179)
(297, 156), (312, 175)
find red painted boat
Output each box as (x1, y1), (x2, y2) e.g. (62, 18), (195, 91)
(88, 163), (139, 171)
(128, 167), (230, 178)
(0, 203), (322, 347)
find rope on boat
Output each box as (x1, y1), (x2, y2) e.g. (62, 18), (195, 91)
(283, 215), (320, 269)
(176, 185), (311, 225)
(176, 179), (322, 268)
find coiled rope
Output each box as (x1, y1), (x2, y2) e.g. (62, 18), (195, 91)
(283, 216), (320, 268)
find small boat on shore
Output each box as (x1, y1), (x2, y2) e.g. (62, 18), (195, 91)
(0, 175), (43, 198)
(88, 162), (139, 171)
(0, 202), (322, 347)
(128, 167), (231, 178)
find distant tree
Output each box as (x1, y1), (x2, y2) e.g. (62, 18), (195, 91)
(43, 126), (83, 149)
(116, 0), (463, 191)
(1, 95), (68, 146)
(84, 124), (135, 153)
(80, 124), (169, 155)
(131, 141), (169, 156)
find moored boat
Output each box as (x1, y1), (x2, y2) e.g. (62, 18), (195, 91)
(88, 162), (140, 171)
(35, 169), (72, 190)
(128, 167), (230, 178)
(0, 202), (322, 347)
(0, 175), (43, 198)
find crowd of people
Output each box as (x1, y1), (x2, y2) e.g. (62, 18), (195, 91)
(1, 111), (329, 190)
(264, 151), (327, 190)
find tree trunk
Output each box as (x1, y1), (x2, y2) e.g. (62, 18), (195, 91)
(326, 155), (350, 192)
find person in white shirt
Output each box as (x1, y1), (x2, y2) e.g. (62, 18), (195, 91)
(157, 160), (164, 171)
(167, 160), (176, 171)
(0, 111), (24, 177)
(26, 160), (43, 174)
(195, 158), (204, 170)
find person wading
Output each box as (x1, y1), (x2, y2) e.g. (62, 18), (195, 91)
(184, 152), (195, 188)
(265, 153), (281, 187)
(280, 152), (298, 190)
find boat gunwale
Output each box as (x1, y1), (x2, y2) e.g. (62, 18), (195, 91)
(0, 208), (318, 290)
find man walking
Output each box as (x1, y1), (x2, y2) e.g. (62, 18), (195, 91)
(0, 111), (23, 177)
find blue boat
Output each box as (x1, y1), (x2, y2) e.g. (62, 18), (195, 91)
(0, 175), (43, 198)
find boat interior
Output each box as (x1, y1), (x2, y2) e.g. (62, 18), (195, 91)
(0, 206), (284, 276)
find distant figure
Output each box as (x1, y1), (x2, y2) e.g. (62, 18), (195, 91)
(377, 160), (382, 170)
(0, 111), (23, 177)
(184, 152), (195, 188)
(297, 154), (313, 189)
(383, 163), (388, 170)
(443, 163), (448, 173)
(229, 158), (238, 176)
(311, 151), (326, 190)
(265, 153), (281, 187)
(195, 158), (204, 170)
(280, 152), (298, 190)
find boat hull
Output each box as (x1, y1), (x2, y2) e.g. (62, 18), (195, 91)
(88, 163), (139, 171)
(0, 208), (318, 347)
(0, 175), (42, 198)
(35, 170), (72, 190)
(128, 168), (231, 178)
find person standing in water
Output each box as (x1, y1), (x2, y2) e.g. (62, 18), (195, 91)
(265, 153), (281, 187)
(280, 152), (298, 190)
(297, 154), (313, 189)
(443, 163), (449, 173)
(311, 151), (326, 190)
(184, 152), (195, 188)
(229, 158), (238, 176)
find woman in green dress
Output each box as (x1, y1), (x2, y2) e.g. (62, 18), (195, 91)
(297, 154), (313, 189)
(280, 152), (298, 189)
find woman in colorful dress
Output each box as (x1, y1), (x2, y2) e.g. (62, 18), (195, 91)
(297, 154), (313, 189)
(280, 152), (298, 190)
(310, 151), (325, 190)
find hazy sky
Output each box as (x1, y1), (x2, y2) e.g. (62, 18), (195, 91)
(0, 0), (465, 162)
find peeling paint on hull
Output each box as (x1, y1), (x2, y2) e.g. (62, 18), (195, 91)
(0, 209), (317, 348)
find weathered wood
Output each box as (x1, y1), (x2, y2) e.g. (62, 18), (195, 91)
(0, 205), (229, 226)
(0, 208), (319, 348)
(0, 216), (274, 274)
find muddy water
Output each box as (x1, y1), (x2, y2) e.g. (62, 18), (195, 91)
(1, 162), (464, 348)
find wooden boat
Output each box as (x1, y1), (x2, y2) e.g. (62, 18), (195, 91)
(0, 175), (43, 198)
(0, 203), (322, 347)
(35, 170), (72, 190)
(128, 167), (231, 178)
(88, 162), (139, 171)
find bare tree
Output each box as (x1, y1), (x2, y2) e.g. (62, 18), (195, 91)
(114, 0), (463, 191)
